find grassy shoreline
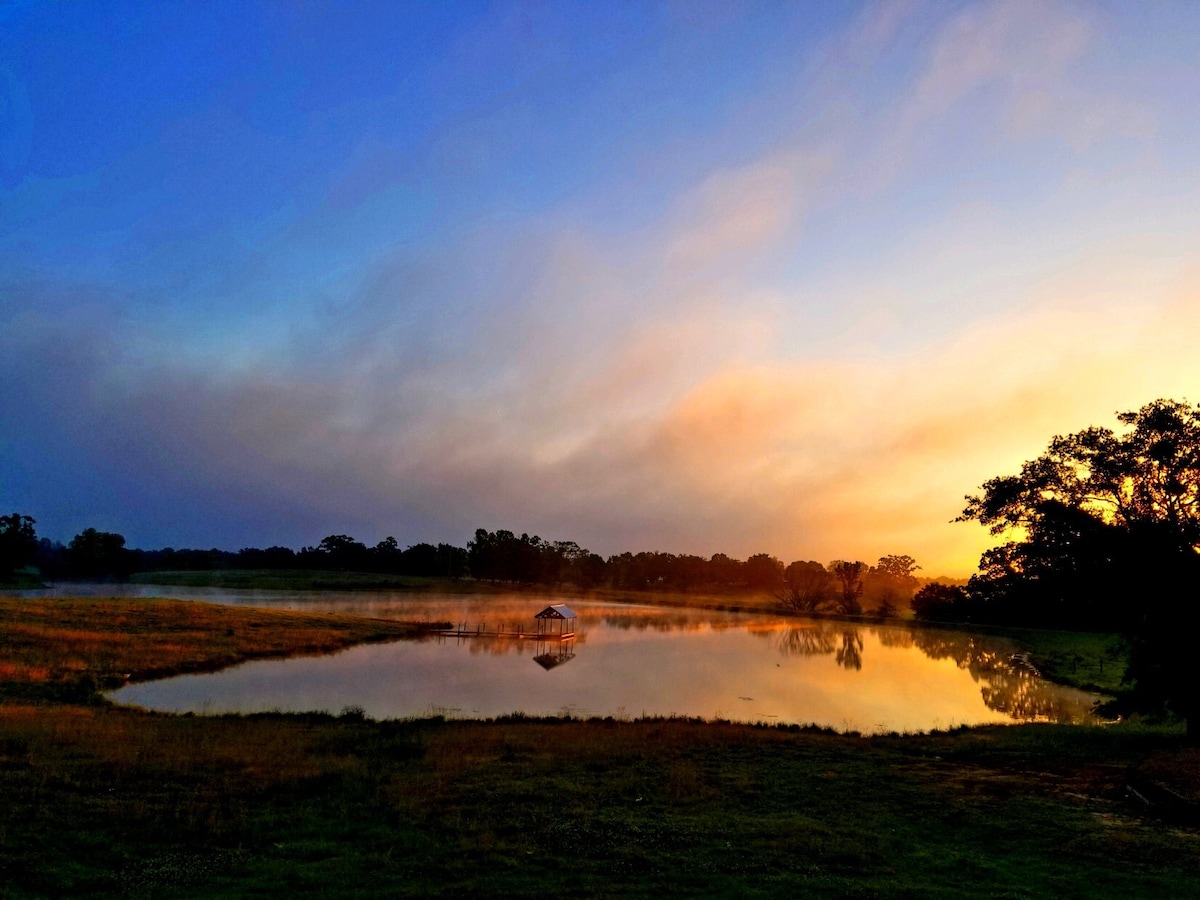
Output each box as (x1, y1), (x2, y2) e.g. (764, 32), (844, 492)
(0, 596), (444, 703)
(122, 569), (1131, 697)
(21, 569), (1136, 714)
(3, 594), (1192, 896)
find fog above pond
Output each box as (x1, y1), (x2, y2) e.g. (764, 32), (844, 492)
(86, 588), (1102, 733)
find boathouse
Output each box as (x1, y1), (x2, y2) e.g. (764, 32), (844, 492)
(534, 604), (577, 637)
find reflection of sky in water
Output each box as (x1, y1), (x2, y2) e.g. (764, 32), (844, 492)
(102, 590), (1102, 733)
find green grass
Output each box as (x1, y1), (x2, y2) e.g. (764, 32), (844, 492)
(874, 619), (1128, 698)
(0, 568), (45, 589)
(1004, 627), (1127, 695)
(1, 709), (1197, 897)
(2, 596), (1197, 897)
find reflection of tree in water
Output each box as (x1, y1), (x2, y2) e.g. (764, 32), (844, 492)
(601, 613), (702, 632)
(874, 627), (914, 649)
(776, 625), (837, 658)
(910, 631), (1096, 723)
(836, 631), (864, 671)
(775, 624), (864, 671)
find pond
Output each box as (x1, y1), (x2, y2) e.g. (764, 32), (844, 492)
(62, 586), (1104, 734)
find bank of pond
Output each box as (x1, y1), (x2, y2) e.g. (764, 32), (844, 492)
(10, 585), (1109, 733)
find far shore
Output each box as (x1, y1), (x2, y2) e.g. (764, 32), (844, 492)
(7, 568), (1129, 699)
(44, 568), (1123, 698)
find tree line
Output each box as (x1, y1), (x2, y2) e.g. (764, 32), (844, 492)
(1, 516), (925, 611)
(0, 523), (470, 583)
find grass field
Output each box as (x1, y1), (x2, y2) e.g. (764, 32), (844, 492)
(2, 705), (1197, 897)
(2, 595), (1194, 897)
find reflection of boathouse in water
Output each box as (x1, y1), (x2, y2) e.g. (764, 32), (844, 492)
(532, 640), (576, 670)
(439, 604), (578, 670)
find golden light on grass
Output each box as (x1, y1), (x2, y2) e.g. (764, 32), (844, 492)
(0, 597), (436, 688)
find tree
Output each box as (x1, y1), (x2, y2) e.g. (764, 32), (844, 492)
(467, 528), (593, 585)
(777, 560), (834, 614)
(962, 398), (1200, 547)
(743, 553), (785, 590)
(960, 398), (1200, 623)
(236, 545), (297, 569)
(865, 554), (921, 617)
(67, 528), (131, 580)
(959, 398), (1200, 736)
(0, 513), (38, 580)
(828, 560), (867, 616)
(874, 554), (920, 585)
(372, 536), (402, 571)
(910, 583), (970, 621)
(708, 553), (742, 587)
(316, 534), (369, 570)
(575, 552), (608, 589)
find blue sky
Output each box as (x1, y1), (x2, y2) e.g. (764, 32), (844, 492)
(4, 1), (1200, 573)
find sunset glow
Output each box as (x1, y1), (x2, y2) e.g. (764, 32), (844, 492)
(4, 2), (1200, 574)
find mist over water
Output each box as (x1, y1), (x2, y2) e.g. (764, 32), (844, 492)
(99, 589), (1101, 733)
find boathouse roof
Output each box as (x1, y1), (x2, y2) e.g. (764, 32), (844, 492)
(535, 604), (576, 620)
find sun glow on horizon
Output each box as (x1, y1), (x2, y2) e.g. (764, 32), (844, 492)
(3, 1), (1200, 574)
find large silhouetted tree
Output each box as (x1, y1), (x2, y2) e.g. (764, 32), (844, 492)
(910, 583), (971, 621)
(316, 534), (369, 570)
(0, 513), (38, 580)
(67, 528), (131, 580)
(959, 398), (1200, 737)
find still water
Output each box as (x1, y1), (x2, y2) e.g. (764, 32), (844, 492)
(68, 585), (1104, 734)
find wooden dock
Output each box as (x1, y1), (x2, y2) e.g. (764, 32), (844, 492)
(439, 624), (575, 640)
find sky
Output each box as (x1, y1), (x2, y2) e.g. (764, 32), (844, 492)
(3, 0), (1200, 575)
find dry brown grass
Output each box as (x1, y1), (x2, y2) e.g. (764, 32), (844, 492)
(0, 596), (439, 688)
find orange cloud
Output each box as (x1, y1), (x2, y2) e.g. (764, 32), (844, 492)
(593, 265), (1200, 575)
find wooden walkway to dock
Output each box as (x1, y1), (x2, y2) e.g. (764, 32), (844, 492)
(439, 624), (576, 640)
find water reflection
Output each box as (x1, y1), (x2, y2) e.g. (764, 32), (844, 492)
(439, 633), (580, 670)
(764, 622), (1098, 722)
(773, 625), (864, 671)
(836, 631), (864, 671)
(909, 631), (1094, 724)
(775, 625), (836, 658)
(72, 586), (1103, 731)
(533, 638), (577, 671)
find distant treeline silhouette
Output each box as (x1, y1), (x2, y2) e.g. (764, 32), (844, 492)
(1, 517), (924, 611)
(2, 526), (471, 583)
